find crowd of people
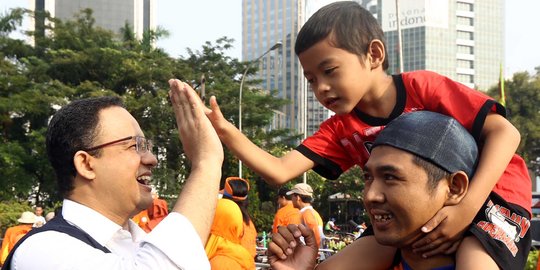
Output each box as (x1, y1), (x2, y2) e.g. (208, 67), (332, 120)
(0, 1), (533, 270)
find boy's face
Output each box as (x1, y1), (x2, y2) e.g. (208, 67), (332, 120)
(298, 36), (374, 115)
(363, 145), (449, 248)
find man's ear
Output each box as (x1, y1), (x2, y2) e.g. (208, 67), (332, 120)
(444, 171), (469, 206)
(73, 150), (96, 180)
(368, 39), (385, 70)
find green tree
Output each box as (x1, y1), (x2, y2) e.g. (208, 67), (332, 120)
(487, 71), (540, 171)
(0, 7), (297, 236)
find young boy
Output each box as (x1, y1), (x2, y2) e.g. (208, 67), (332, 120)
(200, 1), (531, 269)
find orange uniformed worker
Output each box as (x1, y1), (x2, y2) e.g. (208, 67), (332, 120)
(0, 212), (36, 265)
(205, 198), (254, 269)
(131, 209), (150, 232)
(132, 188), (168, 233)
(272, 187), (301, 234)
(287, 183), (325, 248)
(146, 189), (168, 231)
(242, 219), (257, 259)
(221, 177), (258, 259)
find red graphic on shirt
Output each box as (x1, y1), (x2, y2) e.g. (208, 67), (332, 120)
(475, 200), (530, 257)
(339, 127), (382, 166)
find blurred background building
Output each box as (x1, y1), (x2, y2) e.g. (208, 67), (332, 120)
(32, 0), (155, 40)
(241, 0), (333, 138)
(372, 0), (504, 91)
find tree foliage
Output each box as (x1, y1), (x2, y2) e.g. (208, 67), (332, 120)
(487, 70), (540, 174)
(0, 8), (295, 231)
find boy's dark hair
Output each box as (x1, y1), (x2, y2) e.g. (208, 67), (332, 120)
(295, 1), (389, 70)
(46, 96), (124, 198)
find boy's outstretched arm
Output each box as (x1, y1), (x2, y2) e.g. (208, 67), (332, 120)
(412, 113), (521, 257)
(205, 95), (315, 186)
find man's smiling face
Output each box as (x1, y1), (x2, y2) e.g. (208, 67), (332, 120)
(363, 145), (449, 248)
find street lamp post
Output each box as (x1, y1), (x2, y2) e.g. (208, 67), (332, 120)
(238, 41), (282, 178)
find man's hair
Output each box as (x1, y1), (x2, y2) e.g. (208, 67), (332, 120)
(278, 187), (293, 200)
(46, 96), (124, 198)
(295, 1), (389, 70)
(412, 155), (451, 192)
(296, 194), (313, 204)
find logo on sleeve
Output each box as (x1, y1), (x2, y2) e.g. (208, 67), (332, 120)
(476, 200), (530, 257)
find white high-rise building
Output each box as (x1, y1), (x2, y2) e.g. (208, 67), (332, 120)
(33, 0), (155, 39)
(242, 0), (336, 137)
(369, 0), (504, 91)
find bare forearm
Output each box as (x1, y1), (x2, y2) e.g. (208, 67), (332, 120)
(172, 164), (221, 244)
(462, 116), (520, 212)
(219, 122), (312, 185)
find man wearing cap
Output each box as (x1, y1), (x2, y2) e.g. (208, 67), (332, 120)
(272, 187), (301, 234)
(287, 183), (325, 249)
(268, 111), (531, 270)
(0, 212), (35, 266)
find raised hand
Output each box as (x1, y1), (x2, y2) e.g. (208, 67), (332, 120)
(168, 79), (223, 167)
(168, 79), (223, 244)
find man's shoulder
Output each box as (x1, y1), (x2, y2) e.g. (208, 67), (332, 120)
(301, 208), (320, 220)
(11, 230), (108, 269)
(14, 230), (92, 256)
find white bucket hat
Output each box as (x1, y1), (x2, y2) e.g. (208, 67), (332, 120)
(18, 211), (37, 224)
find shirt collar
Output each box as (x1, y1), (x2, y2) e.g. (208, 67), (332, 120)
(299, 205), (313, 213)
(62, 199), (126, 246)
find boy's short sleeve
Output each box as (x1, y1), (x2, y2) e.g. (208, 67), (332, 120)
(297, 115), (370, 179)
(403, 71), (506, 140)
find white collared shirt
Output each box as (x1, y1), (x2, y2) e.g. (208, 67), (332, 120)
(11, 199), (210, 269)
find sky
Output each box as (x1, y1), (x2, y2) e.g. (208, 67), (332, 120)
(0, 0), (538, 77)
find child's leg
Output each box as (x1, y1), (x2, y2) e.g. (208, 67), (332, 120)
(315, 235), (396, 270)
(455, 236), (499, 269)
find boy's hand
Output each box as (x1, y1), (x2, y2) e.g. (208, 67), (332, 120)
(204, 95), (234, 136)
(268, 224), (318, 270)
(412, 204), (473, 257)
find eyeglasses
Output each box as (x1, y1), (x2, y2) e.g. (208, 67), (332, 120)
(84, 136), (154, 154)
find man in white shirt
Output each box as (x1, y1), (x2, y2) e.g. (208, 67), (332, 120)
(6, 79), (223, 269)
(32, 205), (46, 228)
